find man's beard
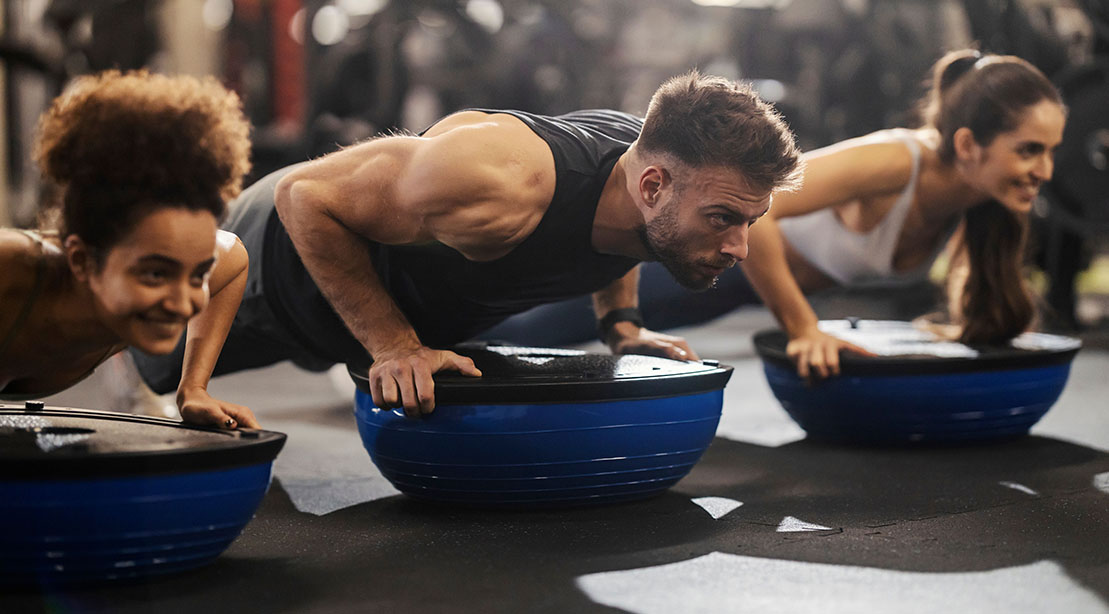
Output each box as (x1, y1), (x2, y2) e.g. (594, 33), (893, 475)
(637, 203), (722, 291)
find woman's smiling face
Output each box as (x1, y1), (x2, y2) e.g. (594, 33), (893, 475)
(963, 99), (1066, 214)
(79, 207), (219, 354)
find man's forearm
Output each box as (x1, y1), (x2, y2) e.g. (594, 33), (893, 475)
(592, 265), (640, 318)
(592, 266), (644, 346)
(275, 183), (420, 357)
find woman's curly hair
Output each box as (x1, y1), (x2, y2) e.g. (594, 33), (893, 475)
(33, 69), (251, 255)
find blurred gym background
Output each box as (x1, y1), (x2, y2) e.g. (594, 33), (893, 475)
(0, 0), (1106, 330)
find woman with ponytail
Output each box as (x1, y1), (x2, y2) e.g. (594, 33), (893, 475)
(0, 70), (260, 429)
(484, 49), (1065, 380)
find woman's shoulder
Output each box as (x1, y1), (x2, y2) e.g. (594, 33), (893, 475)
(0, 228), (41, 266)
(835, 128), (929, 154)
(0, 229), (55, 293)
(0, 231), (45, 340)
(804, 130), (920, 194)
(812, 129), (916, 161)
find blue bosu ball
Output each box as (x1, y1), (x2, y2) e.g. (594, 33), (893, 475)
(350, 345), (732, 507)
(0, 405), (285, 586)
(754, 320), (1081, 445)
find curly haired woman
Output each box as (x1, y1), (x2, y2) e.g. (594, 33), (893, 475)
(0, 69), (259, 429)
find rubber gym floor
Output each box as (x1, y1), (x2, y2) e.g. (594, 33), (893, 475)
(7, 288), (1109, 613)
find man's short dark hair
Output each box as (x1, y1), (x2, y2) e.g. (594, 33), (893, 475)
(638, 70), (802, 194)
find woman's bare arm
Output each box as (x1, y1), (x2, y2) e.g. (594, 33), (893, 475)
(740, 137), (913, 378)
(176, 231), (258, 428)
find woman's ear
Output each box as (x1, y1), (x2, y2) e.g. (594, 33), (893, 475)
(64, 235), (93, 281)
(952, 127), (980, 163)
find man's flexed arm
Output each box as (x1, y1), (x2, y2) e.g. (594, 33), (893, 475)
(274, 139), (479, 417)
(273, 116), (554, 415)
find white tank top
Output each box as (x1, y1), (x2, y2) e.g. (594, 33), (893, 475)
(777, 130), (952, 288)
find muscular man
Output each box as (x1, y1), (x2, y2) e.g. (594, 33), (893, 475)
(133, 71), (802, 419)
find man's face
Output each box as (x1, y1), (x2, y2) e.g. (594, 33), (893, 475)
(639, 166), (771, 290)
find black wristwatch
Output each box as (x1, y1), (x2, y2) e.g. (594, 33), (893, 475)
(597, 307), (645, 342)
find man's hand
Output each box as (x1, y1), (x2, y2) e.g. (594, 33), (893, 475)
(369, 346), (482, 417)
(177, 386), (260, 429)
(604, 322), (700, 362)
(785, 327), (875, 382)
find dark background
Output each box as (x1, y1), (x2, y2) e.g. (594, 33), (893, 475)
(1, 0), (1107, 326)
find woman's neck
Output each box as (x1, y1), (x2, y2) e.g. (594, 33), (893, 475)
(916, 130), (992, 222)
(41, 255), (122, 353)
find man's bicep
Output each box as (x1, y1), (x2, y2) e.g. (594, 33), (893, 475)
(280, 138), (442, 244)
(309, 122), (548, 245)
(396, 128), (520, 211)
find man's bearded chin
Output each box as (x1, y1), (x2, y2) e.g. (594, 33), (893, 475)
(636, 221), (717, 292)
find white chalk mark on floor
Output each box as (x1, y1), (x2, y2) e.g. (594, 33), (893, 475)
(1095, 472), (1109, 495)
(999, 481), (1039, 496)
(266, 419), (400, 516)
(715, 362), (807, 447)
(777, 516), (834, 532)
(692, 497), (743, 519)
(576, 552), (1109, 614)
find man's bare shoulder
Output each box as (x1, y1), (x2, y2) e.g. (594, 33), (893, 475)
(423, 110), (545, 141)
(277, 111), (558, 254)
(402, 113), (558, 253)
(419, 111), (553, 172)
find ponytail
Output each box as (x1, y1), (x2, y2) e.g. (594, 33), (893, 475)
(949, 202), (1035, 344)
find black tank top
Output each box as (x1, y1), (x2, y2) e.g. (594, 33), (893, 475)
(263, 109), (643, 363)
